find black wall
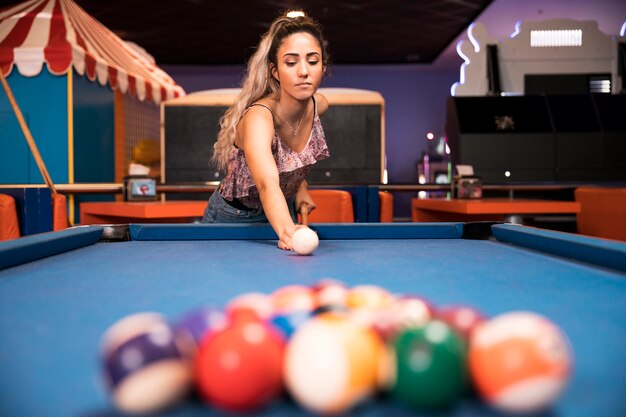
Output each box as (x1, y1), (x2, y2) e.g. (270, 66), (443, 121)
(163, 104), (383, 189)
(446, 95), (555, 182)
(446, 94), (626, 183)
(546, 95), (603, 181)
(593, 94), (626, 180)
(164, 106), (225, 184)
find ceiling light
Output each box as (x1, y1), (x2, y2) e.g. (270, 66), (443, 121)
(286, 11), (305, 18)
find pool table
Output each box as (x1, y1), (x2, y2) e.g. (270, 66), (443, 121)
(1, 222), (625, 417)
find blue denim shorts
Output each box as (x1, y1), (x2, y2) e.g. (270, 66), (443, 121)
(201, 189), (297, 223)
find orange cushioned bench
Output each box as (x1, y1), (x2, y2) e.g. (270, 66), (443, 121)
(379, 191), (394, 222)
(575, 187), (626, 241)
(306, 189), (355, 223)
(52, 193), (70, 231)
(0, 194), (20, 241)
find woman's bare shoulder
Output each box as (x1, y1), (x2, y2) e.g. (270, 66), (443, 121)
(250, 97), (277, 113)
(237, 100), (276, 147)
(315, 93), (329, 116)
(241, 99), (275, 123)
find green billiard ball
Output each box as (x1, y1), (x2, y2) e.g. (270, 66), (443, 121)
(390, 320), (468, 410)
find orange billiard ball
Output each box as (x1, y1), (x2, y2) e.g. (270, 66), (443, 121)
(469, 311), (573, 413)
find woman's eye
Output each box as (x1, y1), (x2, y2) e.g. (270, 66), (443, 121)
(308, 60), (319, 66)
(285, 62), (296, 67)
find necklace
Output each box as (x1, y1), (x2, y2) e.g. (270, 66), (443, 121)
(277, 102), (307, 136)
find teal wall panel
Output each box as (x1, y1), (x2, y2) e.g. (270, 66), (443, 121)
(72, 71), (114, 183)
(0, 70), (68, 184)
(71, 71), (116, 224)
(0, 111), (31, 182)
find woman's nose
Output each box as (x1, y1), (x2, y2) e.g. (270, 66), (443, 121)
(298, 62), (309, 77)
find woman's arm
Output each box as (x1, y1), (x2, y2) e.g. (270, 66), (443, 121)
(238, 106), (301, 249)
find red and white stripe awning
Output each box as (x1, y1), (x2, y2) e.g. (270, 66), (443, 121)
(0, 0), (185, 104)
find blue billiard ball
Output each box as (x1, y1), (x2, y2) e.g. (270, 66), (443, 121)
(172, 306), (227, 357)
(269, 310), (312, 340)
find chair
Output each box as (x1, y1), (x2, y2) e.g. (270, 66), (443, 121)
(52, 193), (70, 231)
(0, 194), (20, 241)
(575, 187), (626, 241)
(305, 189), (355, 223)
(379, 191), (394, 222)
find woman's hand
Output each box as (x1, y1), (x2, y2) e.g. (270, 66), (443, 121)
(295, 188), (316, 217)
(278, 224), (309, 250)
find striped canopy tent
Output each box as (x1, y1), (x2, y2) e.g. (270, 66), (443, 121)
(0, 0), (184, 104)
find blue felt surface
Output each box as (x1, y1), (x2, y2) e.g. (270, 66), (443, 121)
(0, 234), (625, 416)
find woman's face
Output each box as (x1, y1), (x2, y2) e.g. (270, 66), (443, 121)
(272, 32), (325, 101)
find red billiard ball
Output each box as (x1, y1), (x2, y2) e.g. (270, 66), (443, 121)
(194, 314), (285, 411)
(271, 285), (317, 315)
(101, 312), (193, 415)
(436, 305), (486, 341)
(374, 294), (434, 341)
(311, 278), (349, 309)
(225, 292), (274, 321)
(469, 311), (573, 413)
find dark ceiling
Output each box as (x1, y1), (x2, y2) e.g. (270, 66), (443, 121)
(1, 0), (495, 66)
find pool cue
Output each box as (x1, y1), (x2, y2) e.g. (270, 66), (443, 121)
(0, 70), (57, 194)
(299, 202), (309, 226)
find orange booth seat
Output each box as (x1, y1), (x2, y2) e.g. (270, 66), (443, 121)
(0, 190), (68, 239)
(575, 187), (626, 241)
(0, 194), (20, 241)
(52, 193), (70, 231)
(305, 189), (355, 223)
(379, 191), (394, 222)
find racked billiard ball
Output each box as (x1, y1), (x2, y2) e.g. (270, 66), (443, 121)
(101, 312), (192, 415)
(469, 311), (572, 413)
(194, 313), (285, 411)
(390, 320), (468, 410)
(436, 304), (486, 341)
(284, 312), (384, 414)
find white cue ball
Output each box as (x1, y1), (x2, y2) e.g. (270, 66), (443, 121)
(292, 228), (319, 255)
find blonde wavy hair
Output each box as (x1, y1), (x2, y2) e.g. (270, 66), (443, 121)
(212, 12), (329, 170)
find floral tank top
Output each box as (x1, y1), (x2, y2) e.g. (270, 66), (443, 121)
(219, 97), (330, 209)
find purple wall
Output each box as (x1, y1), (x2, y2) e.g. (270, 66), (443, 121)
(163, 64), (459, 218)
(324, 66), (458, 183)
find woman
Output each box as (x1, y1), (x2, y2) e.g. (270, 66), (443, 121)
(202, 11), (330, 251)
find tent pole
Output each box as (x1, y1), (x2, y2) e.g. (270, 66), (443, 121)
(67, 69), (75, 225)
